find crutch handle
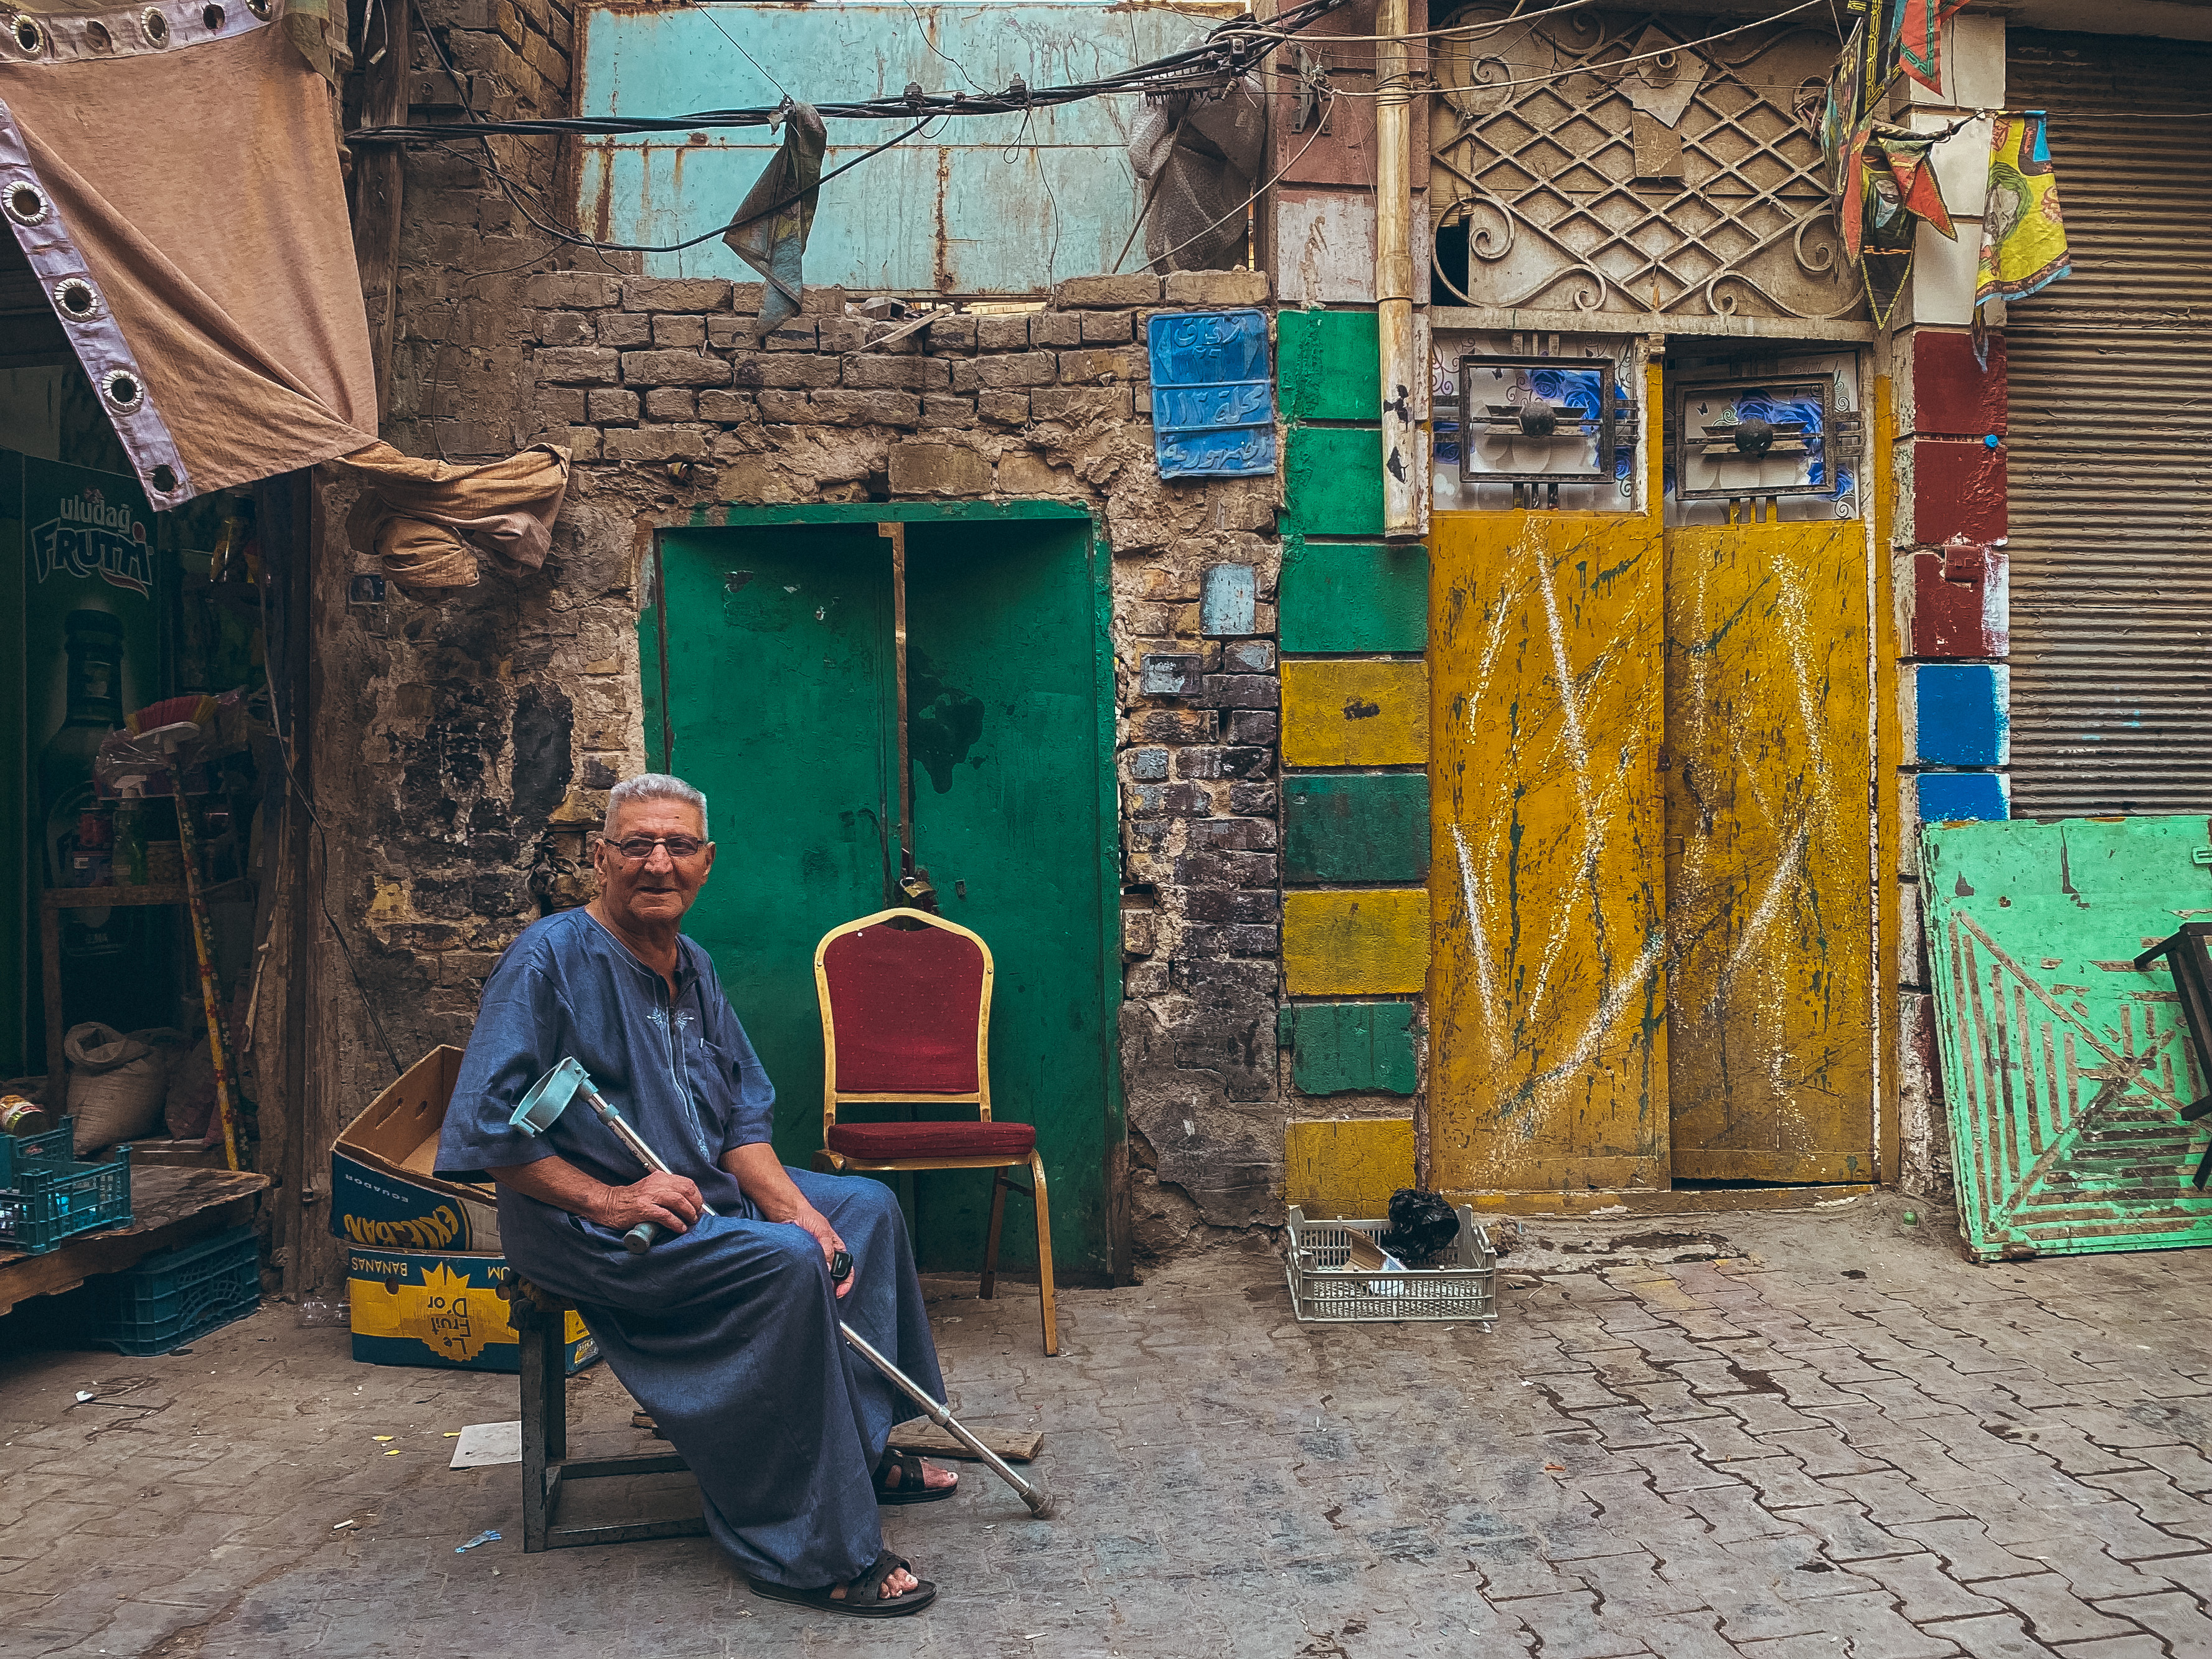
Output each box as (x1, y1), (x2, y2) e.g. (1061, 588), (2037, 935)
(624, 1220), (661, 1254)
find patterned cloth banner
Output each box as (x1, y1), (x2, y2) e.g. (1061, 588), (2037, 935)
(1894, 0), (1972, 95)
(1977, 111), (2071, 306)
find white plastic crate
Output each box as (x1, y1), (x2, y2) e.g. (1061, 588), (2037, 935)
(1282, 1204), (1497, 1324)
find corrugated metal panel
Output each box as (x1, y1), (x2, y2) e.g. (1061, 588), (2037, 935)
(2003, 35), (2212, 816)
(575, 2), (1216, 294)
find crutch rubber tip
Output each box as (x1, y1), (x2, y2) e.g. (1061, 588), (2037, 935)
(1019, 1476), (1055, 1520)
(623, 1222), (658, 1254)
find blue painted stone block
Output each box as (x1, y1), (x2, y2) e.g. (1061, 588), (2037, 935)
(1914, 663), (2009, 766)
(1147, 310), (1276, 479)
(1918, 771), (2009, 824)
(1201, 563), (1258, 636)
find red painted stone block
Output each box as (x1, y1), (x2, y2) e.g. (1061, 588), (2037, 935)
(1908, 542), (2008, 659)
(1912, 439), (2006, 545)
(1913, 329), (2006, 437)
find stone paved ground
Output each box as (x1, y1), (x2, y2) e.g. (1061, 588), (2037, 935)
(2, 1191), (2210, 1658)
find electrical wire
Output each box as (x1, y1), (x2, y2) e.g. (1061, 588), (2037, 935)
(352, 0), (1360, 142)
(696, 6), (793, 101)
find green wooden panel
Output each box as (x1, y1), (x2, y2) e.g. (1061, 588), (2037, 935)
(1921, 816), (2212, 1263)
(1277, 309), (1381, 423)
(652, 518), (1118, 1277)
(1276, 1002), (1418, 1096)
(1280, 539), (1428, 654)
(1284, 426), (1385, 536)
(1283, 774), (1429, 885)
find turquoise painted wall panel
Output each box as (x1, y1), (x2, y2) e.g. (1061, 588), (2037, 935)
(1277, 309), (1380, 423)
(1277, 1001), (1419, 1095)
(1285, 426), (1384, 535)
(1920, 816), (2212, 1262)
(577, 3), (1206, 293)
(1283, 774), (1429, 885)
(1280, 539), (1427, 654)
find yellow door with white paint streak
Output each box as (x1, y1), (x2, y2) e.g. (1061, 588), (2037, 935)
(1427, 374), (1878, 1196)
(1664, 522), (1873, 1183)
(1428, 514), (1670, 1193)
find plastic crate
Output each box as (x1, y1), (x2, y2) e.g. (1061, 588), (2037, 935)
(85, 1223), (261, 1355)
(1282, 1203), (1498, 1325)
(0, 1143), (132, 1254)
(0, 1115), (73, 1187)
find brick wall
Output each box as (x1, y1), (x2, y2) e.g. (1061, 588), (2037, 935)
(309, 256), (1296, 1288)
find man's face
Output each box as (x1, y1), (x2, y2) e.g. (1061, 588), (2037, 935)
(593, 797), (715, 929)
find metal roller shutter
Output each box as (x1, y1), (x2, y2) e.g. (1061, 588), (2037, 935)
(2003, 34), (2212, 816)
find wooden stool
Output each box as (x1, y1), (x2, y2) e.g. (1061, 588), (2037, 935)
(506, 1280), (707, 1552)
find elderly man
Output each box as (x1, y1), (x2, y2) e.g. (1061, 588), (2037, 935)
(435, 773), (951, 1617)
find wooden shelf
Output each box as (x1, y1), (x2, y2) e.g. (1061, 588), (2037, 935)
(0, 1164), (268, 1317)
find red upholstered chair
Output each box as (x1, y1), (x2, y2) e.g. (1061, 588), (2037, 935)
(811, 906), (1057, 1356)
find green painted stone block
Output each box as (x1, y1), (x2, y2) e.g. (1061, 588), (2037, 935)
(1283, 774), (1429, 885)
(1280, 540), (1428, 654)
(1276, 1002), (1419, 1096)
(1285, 426), (1384, 535)
(1277, 309), (1381, 423)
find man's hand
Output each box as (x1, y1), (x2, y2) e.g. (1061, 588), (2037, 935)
(791, 1207), (852, 1299)
(590, 1170), (704, 1236)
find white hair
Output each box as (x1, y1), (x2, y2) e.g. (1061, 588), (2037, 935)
(605, 773), (710, 839)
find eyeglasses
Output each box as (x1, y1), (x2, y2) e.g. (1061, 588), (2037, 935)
(607, 835), (707, 863)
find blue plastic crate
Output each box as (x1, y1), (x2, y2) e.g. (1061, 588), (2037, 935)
(85, 1223), (260, 1355)
(0, 1143), (131, 1254)
(0, 1116), (73, 1187)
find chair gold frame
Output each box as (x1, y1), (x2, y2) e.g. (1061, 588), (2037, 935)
(811, 906), (1058, 1356)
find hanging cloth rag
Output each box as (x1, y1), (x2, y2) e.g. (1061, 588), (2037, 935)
(0, 0), (566, 597)
(722, 101), (826, 330)
(1974, 110), (2071, 364)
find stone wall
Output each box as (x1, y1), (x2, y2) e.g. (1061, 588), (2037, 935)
(304, 256), (1294, 1293)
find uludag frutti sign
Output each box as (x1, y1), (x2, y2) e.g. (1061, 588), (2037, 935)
(31, 467), (154, 596)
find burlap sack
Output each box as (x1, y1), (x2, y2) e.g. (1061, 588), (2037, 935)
(64, 1023), (186, 1155)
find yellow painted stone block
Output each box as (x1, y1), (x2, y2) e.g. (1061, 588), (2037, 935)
(1281, 659), (1429, 768)
(1284, 1117), (1416, 1218)
(1284, 888), (1430, 994)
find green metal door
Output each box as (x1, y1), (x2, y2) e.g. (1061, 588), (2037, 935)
(646, 507), (1121, 1279)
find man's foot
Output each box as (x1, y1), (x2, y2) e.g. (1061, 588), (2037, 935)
(875, 1450), (958, 1503)
(830, 1560), (922, 1601)
(747, 1549), (936, 1618)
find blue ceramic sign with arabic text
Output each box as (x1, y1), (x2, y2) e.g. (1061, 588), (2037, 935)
(1146, 309), (1276, 479)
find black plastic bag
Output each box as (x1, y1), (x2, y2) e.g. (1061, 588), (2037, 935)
(1380, 1188), (1459, 1267)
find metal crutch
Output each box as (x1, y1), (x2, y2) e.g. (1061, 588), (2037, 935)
(509, 1057), (1053, 1518)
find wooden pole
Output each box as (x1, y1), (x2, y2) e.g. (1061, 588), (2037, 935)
(172, 797), (242, 1171)
(1375, 0), (1419, 542)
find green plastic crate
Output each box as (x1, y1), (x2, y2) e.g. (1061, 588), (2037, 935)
(0, 1116), (73, 1187)
(86, 1223), (260, 1355)
(0, 1142), (133, 1254)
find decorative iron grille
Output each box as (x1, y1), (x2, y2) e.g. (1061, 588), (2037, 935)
(1429, 8), (1863, 322)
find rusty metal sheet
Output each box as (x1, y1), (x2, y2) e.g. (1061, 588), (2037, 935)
(1429, 512), (1668, 1193)
(1921, 815), (2212, 1262)
(1665, 521), (1875, 1184)
(574, 2), (1214, 294)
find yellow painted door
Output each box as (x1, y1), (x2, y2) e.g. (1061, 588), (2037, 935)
(1662, 521), (1873, 1182)
(1427, 400), (1879, 1195)
(1428, 513), (1670, 1193)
